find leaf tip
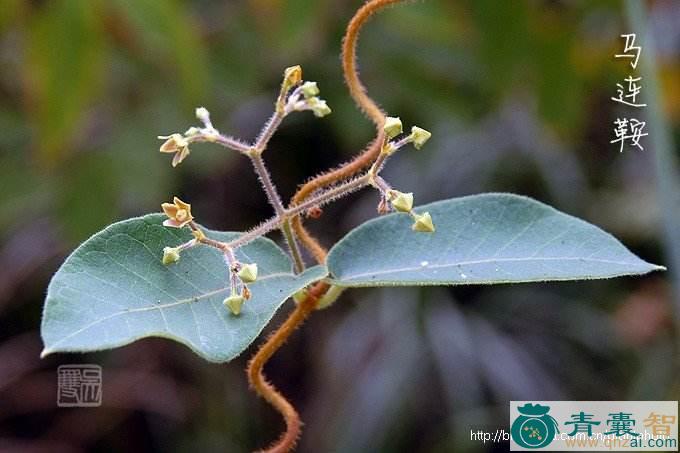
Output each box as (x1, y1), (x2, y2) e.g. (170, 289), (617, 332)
(40, 348), (53, 359)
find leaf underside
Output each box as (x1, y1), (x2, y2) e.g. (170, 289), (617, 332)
(41, 194), (664, 362)
(41, 214), (326, 362)
(327, 193), (664, 287)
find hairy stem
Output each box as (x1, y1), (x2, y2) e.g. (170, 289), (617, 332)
(250, 152), (286, 216)
(223, 175), (372, 251)
(190, 133), (252, 154)
(247, 1), (408, 452)
(281, 219), (305, 273)
(289, 175), (370, 216)
(288, 0), (408, 259)
(246, 282), (329, 453)
(255, 111), (285, 153)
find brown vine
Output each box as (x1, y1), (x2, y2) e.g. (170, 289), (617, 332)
(246, 1), (407, 452)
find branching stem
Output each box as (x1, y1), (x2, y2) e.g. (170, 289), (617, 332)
(245, 1), (408, 452)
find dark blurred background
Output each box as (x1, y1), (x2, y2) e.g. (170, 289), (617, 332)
(1, 0), (679, 452)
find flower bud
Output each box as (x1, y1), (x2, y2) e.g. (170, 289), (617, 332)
(389, 191), (414, 213)
(412, 212), (435, 233)
(308, 97), (332, 117)
(410, 126), (432, 150)
(301, 81), (319, 98)
(237, 263), (258, 283)
(162, 247), (180, 265)
(283, 65), (303, 88)
(184, 126), (200, 136)
(383, 116), (403, 139)
(306, 206), (323, 219)
(195, 107), (210, 124)
(223, 294), (245, 315)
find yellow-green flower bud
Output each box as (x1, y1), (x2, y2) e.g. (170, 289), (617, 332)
(301, 81), (319, 98)
(162, 247), (180, 265)
(283, 65), (303, 88)
(410, 126), (432, 150)
(383, 116), (403, 139)
(223, 294), (245, 315)
(237, 263), (258, 283)
(308, 97), (332, 117)
(412, 212), (435, 233)
(389, 191), (414, 213)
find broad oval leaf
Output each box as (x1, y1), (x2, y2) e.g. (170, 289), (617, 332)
(42, 214), (327, 362)
(327, 193), (664, 287)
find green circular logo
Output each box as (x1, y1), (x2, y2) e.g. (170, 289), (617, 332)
(511, 404), (558, 449)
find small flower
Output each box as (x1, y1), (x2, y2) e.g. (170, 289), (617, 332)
(383, 116), (403, 139)
(162, 247), (181, 265)
(301, 81), (319, 98)
(389, 190), (414, 213)
(308, 97), (332, 117)
(161, 197), (194, 228)
(283, 65), (303, 88)
(410, 126), (432, 150)
(158, 133), (190, 167)
(223, 294), (245, 315)
(412, 212), (435, 233)
(237, 263), (258, 283)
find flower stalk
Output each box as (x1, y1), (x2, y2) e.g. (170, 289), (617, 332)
(155, 1), (429, 451)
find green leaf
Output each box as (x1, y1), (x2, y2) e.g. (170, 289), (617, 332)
(41, 214), (326, 362)
(327, 193), (664, 287)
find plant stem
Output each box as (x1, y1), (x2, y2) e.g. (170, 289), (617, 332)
(246, 3), (410, 451)
(255, 111), (285, 152)
(227, 216), (282, 249)
(281, 219), (305, 273)
(190, 132), (251, 154)
(250, 152), (286, 216)
(288, 175), (370, 216)
(246, 281), (329, 453)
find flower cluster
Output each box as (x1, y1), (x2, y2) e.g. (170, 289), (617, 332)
(155, 66), (433, 316)
(368, 116), (434, 232)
